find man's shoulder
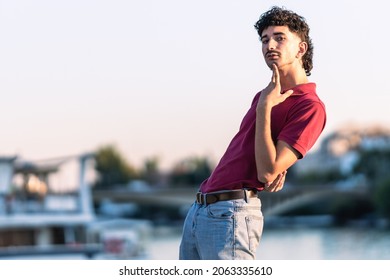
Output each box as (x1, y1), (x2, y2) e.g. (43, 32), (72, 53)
(293, 83), (324, 104)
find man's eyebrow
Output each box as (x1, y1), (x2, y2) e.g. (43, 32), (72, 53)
(260, 31), (286, 39)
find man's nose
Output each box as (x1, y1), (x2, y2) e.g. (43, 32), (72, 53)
(267, 38), (277, 50)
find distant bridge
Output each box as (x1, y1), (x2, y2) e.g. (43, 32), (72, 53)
(259, 187), (367, 216)
(92, 186), (368, 216)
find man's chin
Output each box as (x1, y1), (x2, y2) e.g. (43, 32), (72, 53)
(266, 61), (279, 69)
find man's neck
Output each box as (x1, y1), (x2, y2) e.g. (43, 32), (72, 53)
(279, 67), (309, 91)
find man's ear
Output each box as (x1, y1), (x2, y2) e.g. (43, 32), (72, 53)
(296, 41), (308, 59)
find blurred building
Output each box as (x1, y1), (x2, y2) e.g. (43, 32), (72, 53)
(294, 123), (390, 178)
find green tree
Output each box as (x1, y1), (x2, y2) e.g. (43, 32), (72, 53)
(94, 145), (138, 188)
(169, 156), (213, 187)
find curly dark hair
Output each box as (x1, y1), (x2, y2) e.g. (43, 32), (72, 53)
(254, 6), (313, 76)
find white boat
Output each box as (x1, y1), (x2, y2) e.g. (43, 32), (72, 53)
(0, 154), (151, 259)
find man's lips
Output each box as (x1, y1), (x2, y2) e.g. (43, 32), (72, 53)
(266, 51), (280, 59)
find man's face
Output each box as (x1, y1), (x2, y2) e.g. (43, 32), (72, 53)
(260, 25), (303, 71)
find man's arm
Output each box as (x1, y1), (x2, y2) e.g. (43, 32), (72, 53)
(255, 64), (299, 188)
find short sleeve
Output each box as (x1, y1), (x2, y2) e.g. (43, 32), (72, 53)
(278, 100), (326, 158)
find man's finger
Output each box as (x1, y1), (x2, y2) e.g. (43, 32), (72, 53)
(272, 63), (279, 85)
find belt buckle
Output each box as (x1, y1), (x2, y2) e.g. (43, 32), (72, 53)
(196, 192), (204, 205)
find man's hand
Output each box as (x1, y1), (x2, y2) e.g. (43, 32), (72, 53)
(264, 170), (287, 192)
(258, 63), (293, 109)
(254, 62), (298, 184)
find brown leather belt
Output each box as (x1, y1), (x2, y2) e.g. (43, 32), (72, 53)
(196, 189), (258, 206)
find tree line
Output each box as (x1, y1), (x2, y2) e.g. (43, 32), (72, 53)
(93, 144), (213, 189)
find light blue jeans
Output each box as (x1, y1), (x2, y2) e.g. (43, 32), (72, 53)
(179, 196), (263, 260)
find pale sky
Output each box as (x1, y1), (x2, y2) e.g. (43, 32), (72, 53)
(1, 0), (389, 170)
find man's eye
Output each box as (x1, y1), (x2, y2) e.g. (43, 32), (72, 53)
(277, 36), (286, 42)
(261, 39), (269, 44)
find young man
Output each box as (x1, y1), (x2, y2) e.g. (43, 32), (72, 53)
(179, 6), (326, 260)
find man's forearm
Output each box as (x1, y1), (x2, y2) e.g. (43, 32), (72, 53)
(255, 103), (277, 183)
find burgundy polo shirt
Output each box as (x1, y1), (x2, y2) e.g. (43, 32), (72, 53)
(200, 83), (326, 193)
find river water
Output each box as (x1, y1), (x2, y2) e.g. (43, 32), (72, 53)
(147, 225), (390, 260)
